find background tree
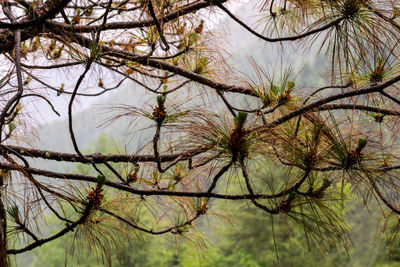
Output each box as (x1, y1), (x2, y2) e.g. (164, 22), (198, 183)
(1, 0), (400, 266)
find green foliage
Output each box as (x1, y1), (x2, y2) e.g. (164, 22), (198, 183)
(250, 65), (298, 109)
(96, 175), (106, 186)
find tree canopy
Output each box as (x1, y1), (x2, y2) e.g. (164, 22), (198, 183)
(1, 0), (400, 265)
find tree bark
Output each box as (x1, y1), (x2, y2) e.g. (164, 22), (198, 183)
(0, 185), (7, 266)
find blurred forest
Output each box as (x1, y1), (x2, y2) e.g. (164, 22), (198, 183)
(13, 130), (400, 266)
